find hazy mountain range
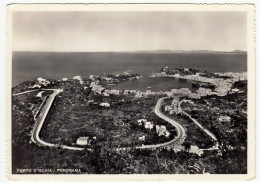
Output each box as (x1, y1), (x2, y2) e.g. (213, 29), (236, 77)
(131, 49), (247, 54)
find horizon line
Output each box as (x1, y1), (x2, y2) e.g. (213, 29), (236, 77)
(12, 49), (247, 53)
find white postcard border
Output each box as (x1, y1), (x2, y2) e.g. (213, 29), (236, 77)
(6, 3), (256, 181)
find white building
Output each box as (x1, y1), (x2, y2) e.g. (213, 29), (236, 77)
(37, 77), (50, 86)
(73, 76), (81, 80)
(174, 106), (182, 114)
(103, 90), (110, 96)
(144, 121), (154, 130)
(146, 90), (152, 95)
(173, 145), (186, 153)
(171, 89), (179, 95)
(219, 116), (231, 122)
(165, 92), (172, 97)
(231, 88), (240, 93)
(137, 119), (147, 126)
(96, 87), (105, 94)
(110, 89), (120, 95)
(91, 84), (104, 94)
(189, 93), (200, 99)
(179, 88), (192, 95)
(164, 131), (170, 138)
(89, 75), (97, 80)
(73, 76), (84, 84)
(161, 72), (167, 76)
(123, 90), (129, 95)
(139, 135), (146, 141)
(76, 137), (90, 146)
(90, 82), (97, 88)
(135, 91), (143, 98)
(189, 145), (204, 156)
(197, 88), (212, 95)
(29, 84), (41, 89)
(172, 98), (179, 106)
(104, 77), (113, 81)
(164, 105), (172, 112)
(61, 78), (68, 81)
(100, 102), (110, 107)
(129, 90), (137, 94)
(36, 91), (44, 98)
(156, 125), (170, 137)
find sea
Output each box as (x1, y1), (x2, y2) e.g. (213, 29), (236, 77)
(12, 52), (247, 91)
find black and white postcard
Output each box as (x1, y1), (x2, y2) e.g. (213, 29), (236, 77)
(6, 4), (255, 181)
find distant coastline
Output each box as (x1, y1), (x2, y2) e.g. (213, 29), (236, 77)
(12, 49), (247, 54)
(12, 51), (247, 87)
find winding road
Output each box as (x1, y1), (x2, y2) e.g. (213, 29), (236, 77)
(179, 100), (217, 141)
(15, 90), (186, 151)
(179, 100), (219, 150)
(182, 111), (217, 141)
(135, 97), (186, 149)
(30, 89), (84, 151)
(12, 89), (39, 96)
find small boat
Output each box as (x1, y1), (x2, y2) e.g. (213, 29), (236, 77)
(147, 86), (152, 89)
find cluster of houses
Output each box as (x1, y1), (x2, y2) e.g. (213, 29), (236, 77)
(137, 119), (171, 140)
(129, 90), (175, 98)
(89, 77), (225, 100)
(137, 119), (154, 129)
(88, 100), (111, 108)
(170, 87), (220, 99)
(229, 88), (245, 94)
(90, 82), (107, 95)
(156, 125), (170, 137)
(150, 69), (246, 97)
(37, 77), (51, 86)
(54, 73), (237, 100)
(195, 88), (216, 97)
(172, 144), (204, 156)
(164, 98), (182, 115)
(171, 88), (192, 95)
(50, 70), (245, 101)
(88, 73), (142, 87)
(99, 102), (110, 108)
(73, 76), (84, 85)
(216, 72), (247, 81)
(91, 82), (121, 96)
(101, 73), (142, 83)
(133, 90), (171, 98)
(28, 77), (51, 89)
(90, 81), (173, 98)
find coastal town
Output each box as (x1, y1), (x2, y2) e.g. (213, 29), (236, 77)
(150, 67), (247, 97)
(12, 67), (247, 174)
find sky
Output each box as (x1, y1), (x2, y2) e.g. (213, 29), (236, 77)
(12, 11), (247, 52)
